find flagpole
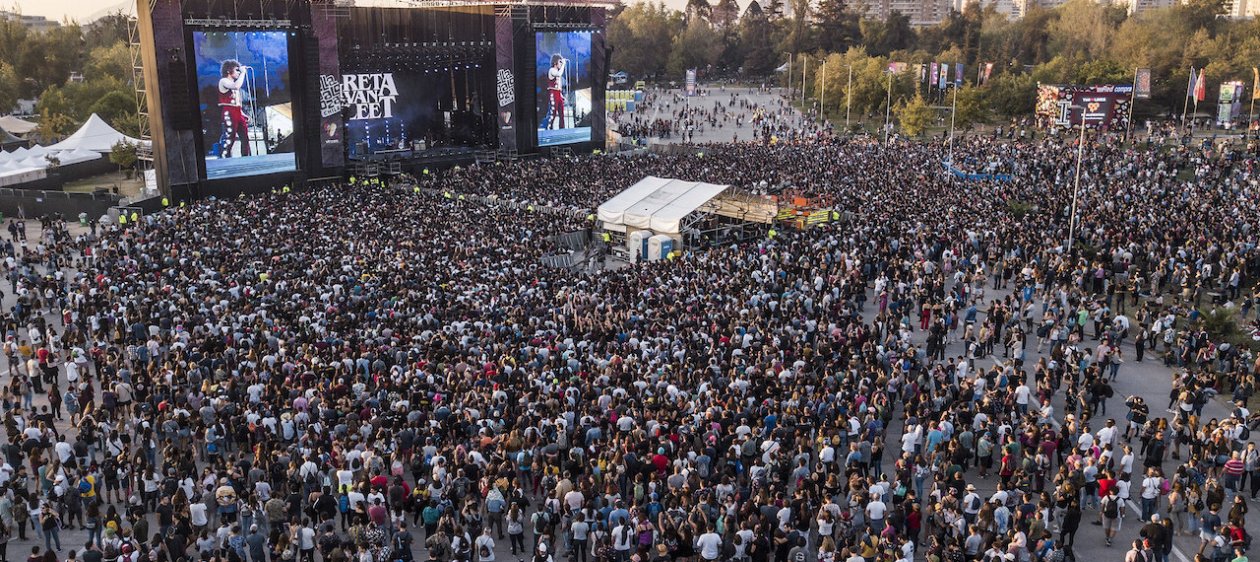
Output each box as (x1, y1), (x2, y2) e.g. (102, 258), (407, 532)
(1249, 71), (1256, 139)
(948, 83), (958, 163)
(846, 64), (853, 131)
(1125, 67), (1137, 144)
(1182, 68), (1192, 132)
(802, 55), (808, 107)
(884, 70), (892, 144)
(1068, 113), (1086, 255)
(821, 59), (827, 121)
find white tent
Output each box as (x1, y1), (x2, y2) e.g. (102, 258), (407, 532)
(597, 176), (730, 235)
(0, 115), (38, 135)
(46, 113), (144, 152)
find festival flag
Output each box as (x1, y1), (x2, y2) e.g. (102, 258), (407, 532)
(1253, 67), (1259, 100)
(1186, 67), (1197, 99)
(1135, 68), (1151, 99)
(981, 62), (994, 85)
(886, 62), (908, 74)
(918, 64), (926, 84)
(938, 63), (948, 89)
(955, 63), (964, 86)
(1194, 69), (1207, 102)
(929, 63), (939, 89)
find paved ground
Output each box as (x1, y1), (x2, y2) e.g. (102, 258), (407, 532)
(5, 155), (1257, 562)
(616, 86), (811, 145)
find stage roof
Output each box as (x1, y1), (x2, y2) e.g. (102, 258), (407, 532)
(598, 176), (731, 235)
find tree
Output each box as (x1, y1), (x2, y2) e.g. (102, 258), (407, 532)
(0, 62), (17, 114)
(110, 140), (138, 179)
(711, 0), (740, 30)
(984, 71), (1036, 118)
(813, 0), (860, 53)
(861, 11), (915, 57)
(686, 0), (713, 23)
(19, 24), (84, 97)
(35, 85), (76, 142)
(895, 93), (933, 136)
(607, 2), (682, 79)
(85, 11), (130, 51)
(739, 7), (777, 75)
(667, 20), (724, 77)
(953, 84), (987, 128)
(89, 90), (138, 133)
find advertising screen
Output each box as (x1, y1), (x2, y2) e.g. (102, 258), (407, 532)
(193, 31), (297, 180)
(535, 31), (593, 147)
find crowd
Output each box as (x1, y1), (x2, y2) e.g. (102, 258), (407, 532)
(0, 126), (1255, 562)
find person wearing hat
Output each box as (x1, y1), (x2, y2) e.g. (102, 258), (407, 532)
(532, 542), (554, 562)
(962, 484), (982, 525)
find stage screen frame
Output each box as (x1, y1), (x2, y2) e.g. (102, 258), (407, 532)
(535, 30), (593, 147)
(191, 30), (300, 181)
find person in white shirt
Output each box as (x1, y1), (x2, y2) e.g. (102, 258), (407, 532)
(696, 527), (723, 561)
(474, 527), (496, 562)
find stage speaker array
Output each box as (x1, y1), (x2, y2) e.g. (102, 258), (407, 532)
(166, 58), (198, 131)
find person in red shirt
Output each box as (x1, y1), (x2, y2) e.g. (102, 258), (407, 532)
(1097, 470), (1118, 499)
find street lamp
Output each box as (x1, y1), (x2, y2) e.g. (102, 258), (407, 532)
(1067, 105), (1097, 255)
(844, 64), (853, 132)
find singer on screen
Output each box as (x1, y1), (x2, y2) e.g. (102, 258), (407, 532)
(217, 59), (252, 158)
(544, 54), (566, 130)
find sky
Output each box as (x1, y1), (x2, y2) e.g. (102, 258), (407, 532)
(7, 0), (134, 23)
(9, 0), (699, 24)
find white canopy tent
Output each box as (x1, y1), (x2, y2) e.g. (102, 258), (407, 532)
(0, 115), (38, 136)
(46, 113), (145, 152)
(597, 176), (730, 235)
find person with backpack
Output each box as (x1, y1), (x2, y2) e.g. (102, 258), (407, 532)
(473, 527), (494, 562)
(1124, 539), (1150, 562)
(1100, 489), (1121, 546)
(393, 524), (415, 562)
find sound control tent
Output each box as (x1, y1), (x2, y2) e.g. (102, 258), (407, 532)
(597, 176), (730, 235)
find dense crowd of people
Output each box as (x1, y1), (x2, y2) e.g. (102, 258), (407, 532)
(0, 110), (1257, 562)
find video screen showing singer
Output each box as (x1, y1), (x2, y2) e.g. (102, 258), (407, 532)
(193, 30), (297, 181)
(535, 31), (592, 147)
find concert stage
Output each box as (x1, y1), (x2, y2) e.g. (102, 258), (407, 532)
(136, 0), (609, 198)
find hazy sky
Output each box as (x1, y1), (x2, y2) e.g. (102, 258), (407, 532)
(7, 0), (131, 23)
(9, 0), (697, 24)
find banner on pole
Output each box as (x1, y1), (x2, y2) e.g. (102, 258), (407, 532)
(938, 63), (948, 89)
(685, 69), (697, 96)
(1135, 68), (1151, 99)
(1253, 67), (1259, 101)
(981, 63), (994, 86)
(886, 62), (907, 74)
(1218, 81), (1243, 126)
(1194, 70), (1206, 102)
(955, 63), (964, 87)
(929, 63), (938, 89)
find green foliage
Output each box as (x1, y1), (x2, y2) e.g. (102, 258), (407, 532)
(607, 2), (682, 79)
(666, 20), (724, 77)
(109, 140), (138, 176)
(895, 93), (933, 136)
(35, 86), (75, 142)
(0, 62), (17, 114)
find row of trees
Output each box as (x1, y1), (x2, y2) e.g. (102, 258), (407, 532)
(0, 12), (138, 142)
(608, 0), (1260, 124)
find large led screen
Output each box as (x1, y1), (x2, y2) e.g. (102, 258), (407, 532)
(193, 31), (297, 180)
(535, 31), (593, 147)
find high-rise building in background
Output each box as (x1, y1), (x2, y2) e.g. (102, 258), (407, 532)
(0, 10), (61, 33)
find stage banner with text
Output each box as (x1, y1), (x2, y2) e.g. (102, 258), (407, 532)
(313, 5), (345, 169)
(495, 14), (517, 152)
